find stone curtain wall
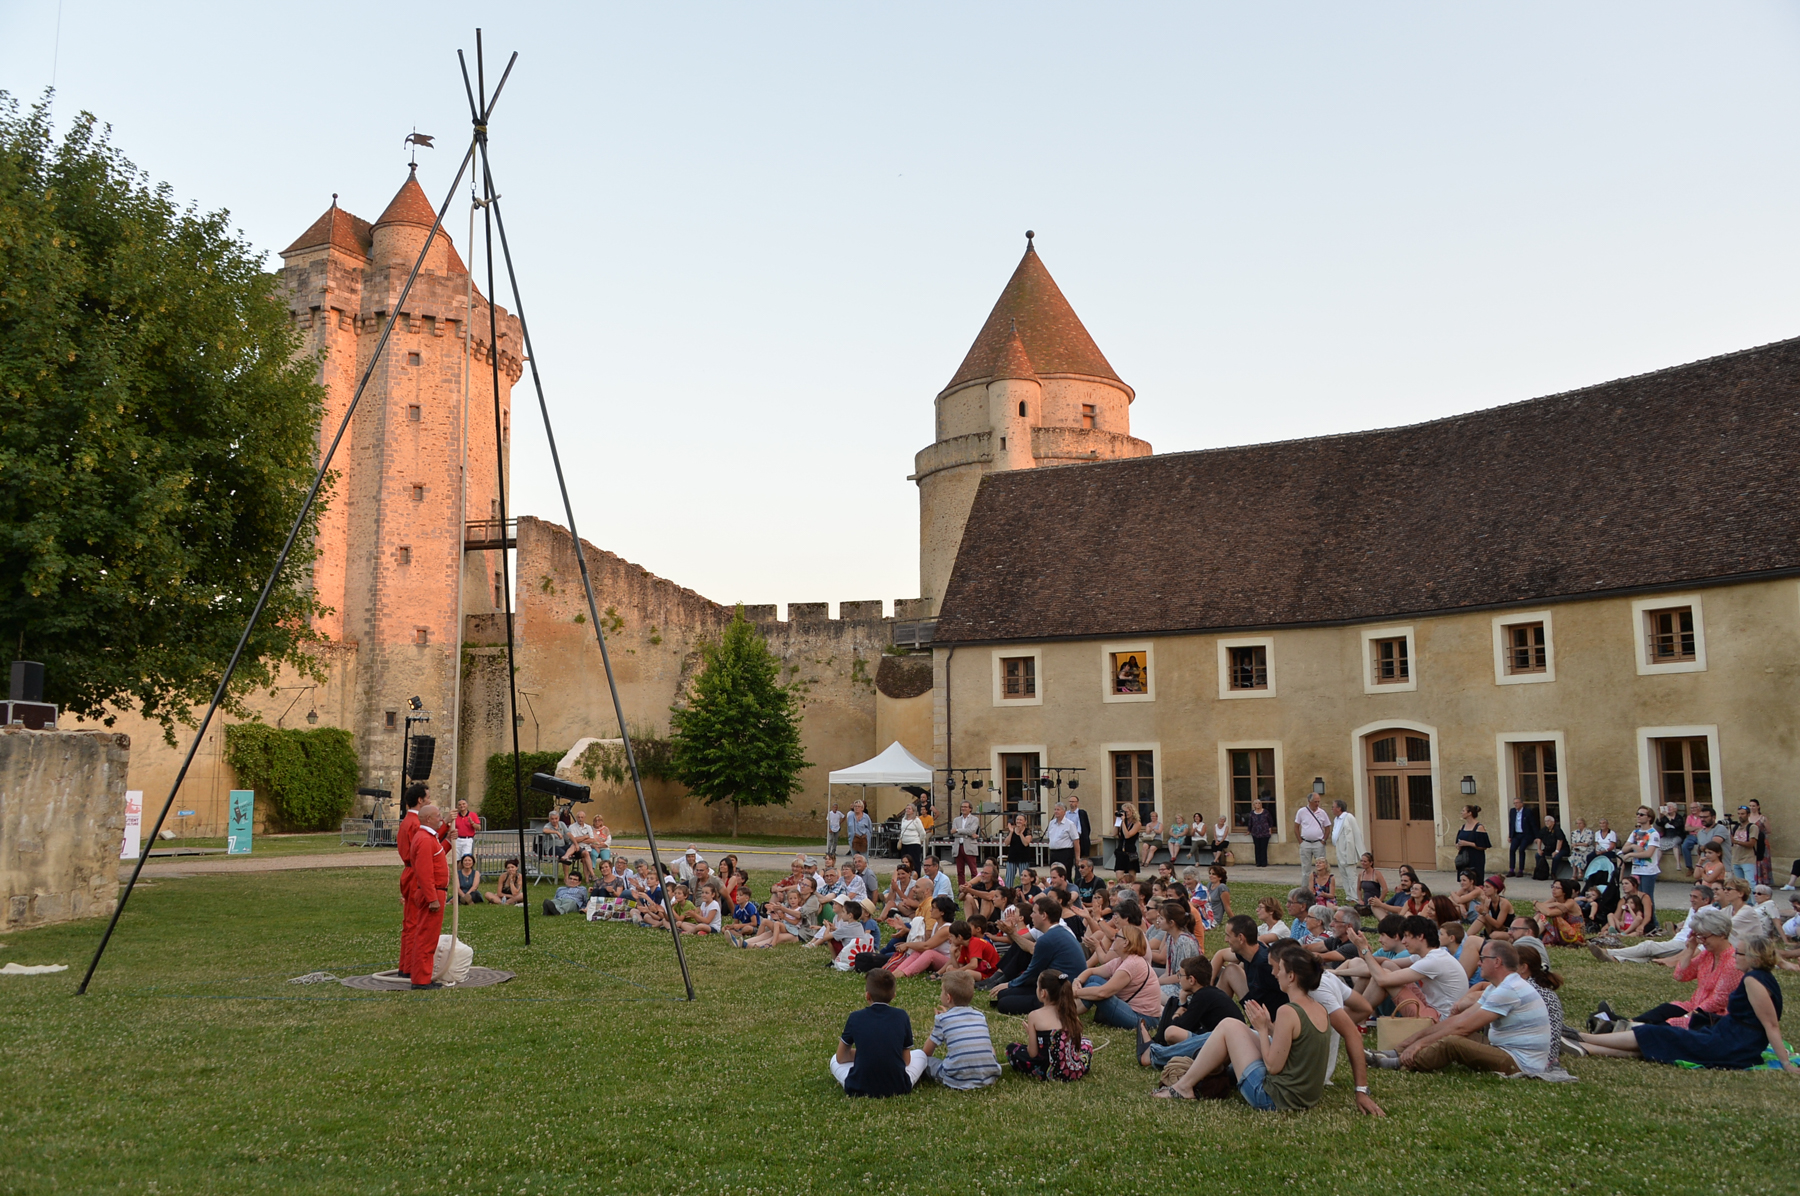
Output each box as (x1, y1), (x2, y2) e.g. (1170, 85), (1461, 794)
(458, 517), (913, 837)
(1, 729), (130, 930)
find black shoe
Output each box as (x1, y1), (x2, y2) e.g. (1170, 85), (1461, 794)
(396, 971), (411, 979)
(543, 900), (558, 916)
(410, 981), (443, 991)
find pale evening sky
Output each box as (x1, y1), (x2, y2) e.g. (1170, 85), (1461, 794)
(5, 3), (1800, 614)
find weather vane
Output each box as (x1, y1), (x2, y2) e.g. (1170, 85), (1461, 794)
(404, 128), (436, 168)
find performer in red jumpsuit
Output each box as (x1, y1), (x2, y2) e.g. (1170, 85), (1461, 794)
(394, 784), (445, 978)
(405, 804), (451, 989)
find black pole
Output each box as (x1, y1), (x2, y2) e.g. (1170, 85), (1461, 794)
(463, 37), (531, 946)
(76, 138), (484, 995)
(480, 150), (697, 1001)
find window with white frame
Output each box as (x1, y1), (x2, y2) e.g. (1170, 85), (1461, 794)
(1492, 611), (1555, 686)
(1630, 595), (1707, 675)
(991, 648), (1043, 706)
(1101, 643), (1155, 703)
(1217, 637), (1276, 699)
(1359, 626), (1417, 693)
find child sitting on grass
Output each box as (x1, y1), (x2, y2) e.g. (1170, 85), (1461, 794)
(946, 919), (999, 982)
(1006, 973), (1093, 1081)
(831, 968), (925, 1097)
(921, 969), (1001, 1089)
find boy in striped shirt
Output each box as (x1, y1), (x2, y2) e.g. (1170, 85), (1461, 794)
(921, 969), (1002, 1090)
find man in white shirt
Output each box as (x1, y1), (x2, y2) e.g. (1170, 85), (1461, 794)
(1379, 939), (1550, 1076)
(677, 847), (704, 887)
(1295, 794), (1332, 876)
(1597, 885), (1711, 963)
(1044, 803), (1077, 872)
(825, 800), (844, 861)
(1331, 799), (1364, 902)
(1066, 794), (1093, 863)
(1364, 915), (1470, 1018)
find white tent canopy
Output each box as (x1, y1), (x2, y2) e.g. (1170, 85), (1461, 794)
(828, 741), (933, 786)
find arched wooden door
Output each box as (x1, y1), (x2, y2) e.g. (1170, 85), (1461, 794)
(1366, 730), (1435, 869)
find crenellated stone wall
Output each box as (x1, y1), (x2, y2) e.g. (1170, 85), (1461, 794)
(457, 517), (931, 836)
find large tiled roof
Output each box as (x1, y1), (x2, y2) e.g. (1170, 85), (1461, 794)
(942, 239), (1127, 395)
(935, 336), (1800, 644)
(282, 201), (373, 258)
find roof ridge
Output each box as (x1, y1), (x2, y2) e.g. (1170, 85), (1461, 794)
(993, 332), (1800, 477)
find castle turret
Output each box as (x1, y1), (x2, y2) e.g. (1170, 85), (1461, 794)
(913, 233), (1151, 613)
(278, 167), (520, 803)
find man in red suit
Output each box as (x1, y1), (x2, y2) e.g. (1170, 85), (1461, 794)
(405, 803), (451, 989)
(394, 784), (439, 978)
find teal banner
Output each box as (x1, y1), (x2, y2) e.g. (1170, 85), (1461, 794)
(228, 790), (254, 855)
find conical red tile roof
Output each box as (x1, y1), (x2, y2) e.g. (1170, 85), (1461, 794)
(282, 199), (373, 258)
(943, 238), (1125, 395)
(374, 168), (439, 229)
(991, 321), (1039, 383)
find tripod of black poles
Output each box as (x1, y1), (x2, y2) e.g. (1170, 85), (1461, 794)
(77, 30), (694, 1001)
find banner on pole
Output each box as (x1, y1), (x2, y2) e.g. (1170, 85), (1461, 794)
(228, 790), (254, 855)
(119, 790), (144, 860)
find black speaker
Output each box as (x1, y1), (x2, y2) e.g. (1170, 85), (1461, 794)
(406, 735), (436, 781)
(528, 772), (590, 803)
(10, 661), (44, 702)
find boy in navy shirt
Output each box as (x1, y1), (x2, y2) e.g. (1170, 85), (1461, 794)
(831, 968), (926, 1097)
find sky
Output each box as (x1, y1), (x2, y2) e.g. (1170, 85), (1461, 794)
(6, 3), (1800, 614)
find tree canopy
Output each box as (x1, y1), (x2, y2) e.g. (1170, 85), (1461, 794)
(669, 609), (811, 836)
(0, 93), (329, 738)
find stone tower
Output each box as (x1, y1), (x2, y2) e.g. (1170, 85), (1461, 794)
(913, 234), (1151, 613)
(279, 168), (523, 797)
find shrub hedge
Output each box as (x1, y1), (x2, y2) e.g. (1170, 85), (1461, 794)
(480, 749), (569, 829)
(223, 723), (359, 831)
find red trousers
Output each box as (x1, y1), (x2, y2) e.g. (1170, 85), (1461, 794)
(399, 899), (421, 975)
(406, 897), (445, 986)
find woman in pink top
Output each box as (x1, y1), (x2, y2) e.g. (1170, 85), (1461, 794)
(1074, 925), (1164, 1028)
(1630, 908), (1741, 1029)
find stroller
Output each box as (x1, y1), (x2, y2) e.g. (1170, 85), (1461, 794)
(1582, 852), (1622, 930)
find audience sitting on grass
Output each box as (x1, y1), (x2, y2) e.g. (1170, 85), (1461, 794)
(888, 896), (959, 975)
(1073, 924), (1164, 1029)
(1535, 879), (1587, 946)
(1354, 855), (1386, 915)
(945, 919), (999, 982)
(1367, 939), (1552, 1077)
(1369, 865), (1421, 917)
(1588, 907), (1740, 1033)
(1135, 955), (1245, 1068)
(831, 968), (925, 1096)
(1471, 877), (1515, 937)
(1254, 896), (1291, 943)
(455, 854), (486, 904)
(1573, 933), (1795, 1072)
(1006, 972), (1093, 1081)
(1155, 944), (1334, 1110)
(1211, 914), (1287, 1013)
(993, 896), (1089, 1015)
(493, 858), (524, 906)
(542, 866), (591, 916)
(1353, 914), (1470, 1020)
(921, 969), (1002, 1089)
(1512, 938), (1566, 1066)
(1308, 858), (1337, 906)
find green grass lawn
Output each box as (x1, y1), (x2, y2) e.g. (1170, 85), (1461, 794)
(147, 832), (366, 858)
(0, 870), (1793, 1195)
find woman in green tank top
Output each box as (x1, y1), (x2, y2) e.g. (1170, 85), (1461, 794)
(1155, 946), (1333, 1110)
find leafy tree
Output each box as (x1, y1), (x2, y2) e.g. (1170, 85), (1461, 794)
(669, 608), (810, 836)
(0, 94), (328, 739)
(479, 748), (569, 830)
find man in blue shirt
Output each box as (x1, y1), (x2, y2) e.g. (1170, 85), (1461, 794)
(922, 854), (955, 903)
(831, 968), (925, 1097)
(993, 895), (1087, 1015)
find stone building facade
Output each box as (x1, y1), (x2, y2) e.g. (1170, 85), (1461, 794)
(930, 337), (1800, 871)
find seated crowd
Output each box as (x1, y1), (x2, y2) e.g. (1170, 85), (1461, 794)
(526, 839), (1799, 1104)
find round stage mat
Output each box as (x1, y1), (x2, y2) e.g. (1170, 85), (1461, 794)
(340, 968), (515, 991)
